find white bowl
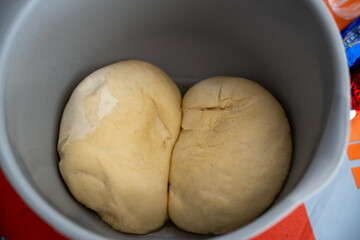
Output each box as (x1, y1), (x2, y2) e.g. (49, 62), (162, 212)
(0, 0), (349, 239)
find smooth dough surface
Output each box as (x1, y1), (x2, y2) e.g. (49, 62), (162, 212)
(168, 76), (292, 235)
(58, 60), (181, 234)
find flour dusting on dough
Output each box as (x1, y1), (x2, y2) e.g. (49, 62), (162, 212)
(58, 60), (182, 234)
(58, 71), (109, 152)
(98, 85), (119, 121)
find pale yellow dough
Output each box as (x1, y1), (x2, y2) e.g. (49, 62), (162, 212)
(58, 60), (182, 234)
(168, 76), (292, 235)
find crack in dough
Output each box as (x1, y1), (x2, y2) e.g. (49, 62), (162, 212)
(169, 76), (292, 235)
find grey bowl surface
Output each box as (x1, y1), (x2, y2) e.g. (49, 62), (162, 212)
(0, 0), (349, 239)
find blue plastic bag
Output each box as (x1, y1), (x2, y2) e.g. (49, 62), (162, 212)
(342, 17), (360, 68)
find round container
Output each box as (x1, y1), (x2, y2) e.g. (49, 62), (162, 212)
(0, 0), (350, 239)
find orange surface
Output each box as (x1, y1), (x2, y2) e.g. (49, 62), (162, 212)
(322, 0), (356, 30)
(351, 167), (360, 189)
(251, 204), (315, 240)
(349, 111), (360, 142)
(347, 142), (360, 160)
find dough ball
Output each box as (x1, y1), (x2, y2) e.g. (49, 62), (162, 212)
(58, 60), (182, 234)
(168, 76), (292, 235)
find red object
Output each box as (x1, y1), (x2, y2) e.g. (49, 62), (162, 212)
(0, 168), (69, 240)
(351, 65), (360, 110)
(0, 164), (316, 240)
(250, 204), (315, 240)
(0, 166), (316, 240)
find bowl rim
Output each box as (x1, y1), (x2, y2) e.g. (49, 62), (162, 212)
(0, 0), (350, 239)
